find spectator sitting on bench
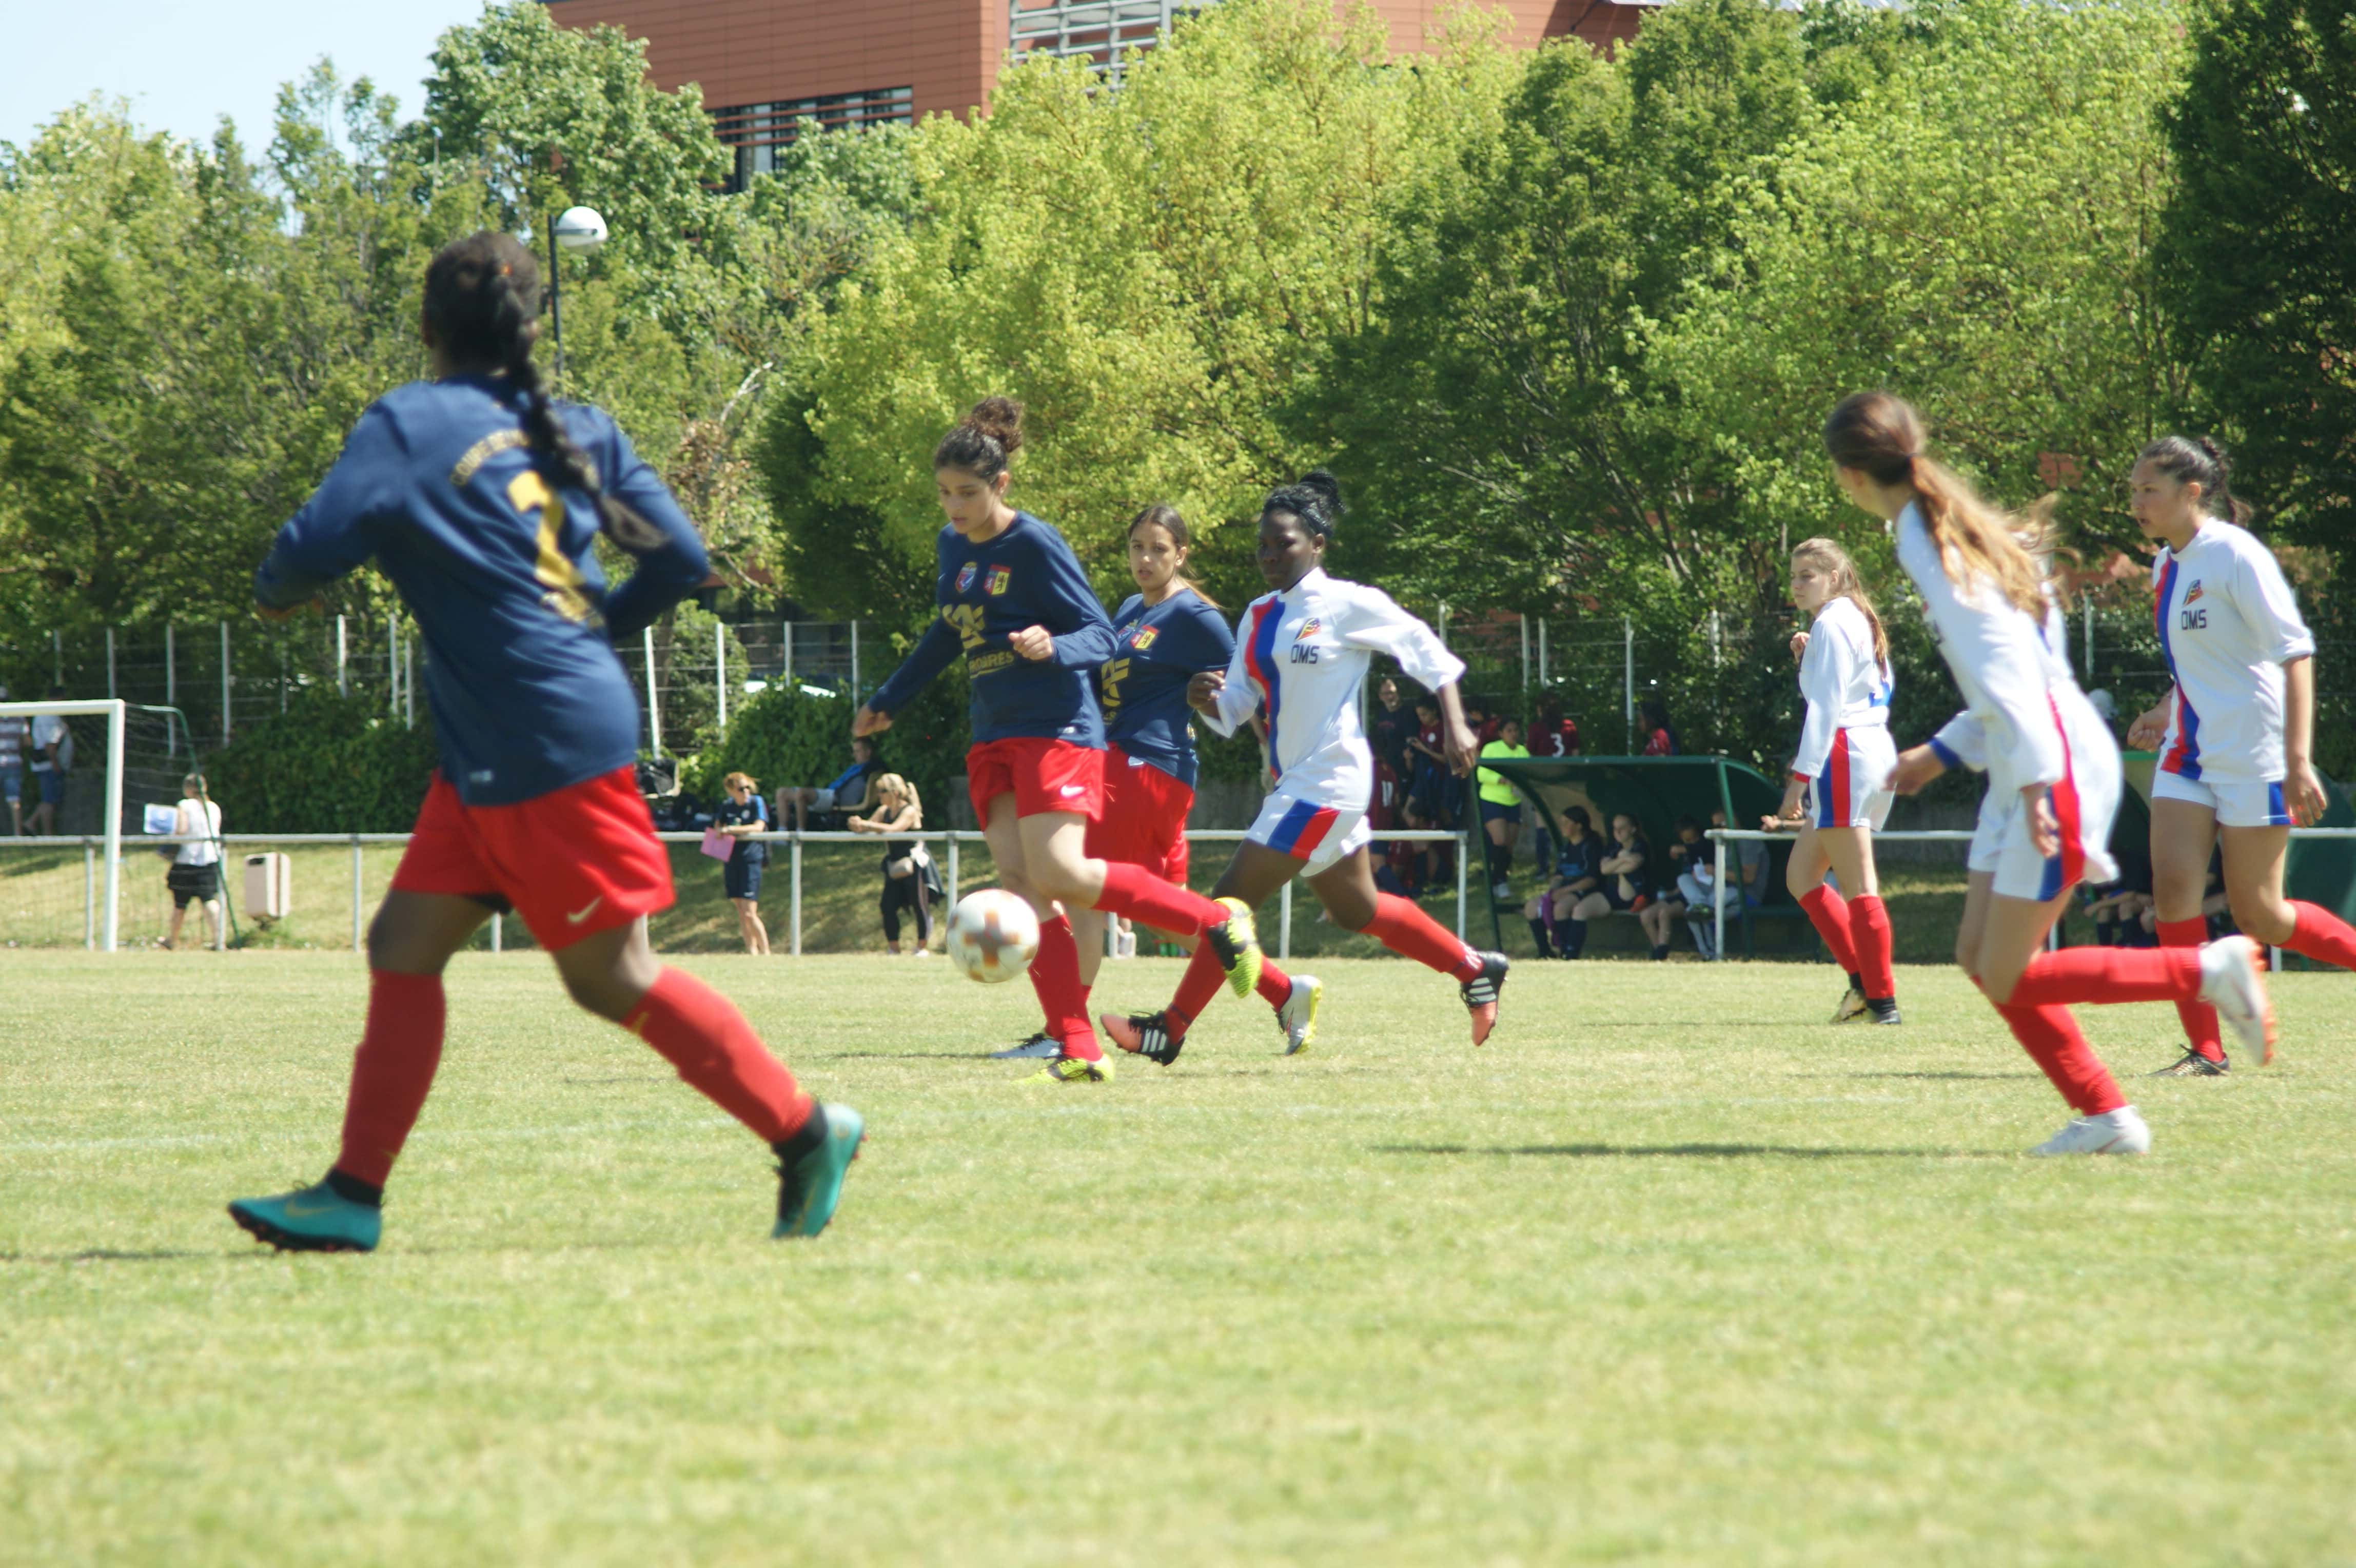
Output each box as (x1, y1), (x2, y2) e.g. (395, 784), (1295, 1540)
(779, 736), (880, 832)
(1641, 815), (1708, 960)
(1677, 808), (1765, 960)
(1526, 804), (1604, 958)
(1555, 810), (1651, 957)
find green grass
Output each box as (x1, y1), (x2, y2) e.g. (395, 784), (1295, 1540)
(5, 952), (2353, 1565)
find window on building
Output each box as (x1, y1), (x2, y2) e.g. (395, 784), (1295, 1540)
(711, 87), (914, 191)
(1010, 1), (1193, 86)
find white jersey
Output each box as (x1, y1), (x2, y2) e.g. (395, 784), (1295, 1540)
(1791, 596), (1892, 781)
(1930, 592), (2066, 773)
(1205, 567), (1465, 811)
(175, 798), (223, 867)
(2152, 519), (2313, 785)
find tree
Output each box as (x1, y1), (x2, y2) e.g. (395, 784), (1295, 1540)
(2157, 0), (2356, 560)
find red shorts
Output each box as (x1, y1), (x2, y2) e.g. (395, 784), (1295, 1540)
(966, 737), (1104, 823)
(389, 767), (674, 950)
(1085, 746), (1193, 884)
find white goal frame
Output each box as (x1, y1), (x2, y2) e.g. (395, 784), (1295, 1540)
(2, 699), (127, 951)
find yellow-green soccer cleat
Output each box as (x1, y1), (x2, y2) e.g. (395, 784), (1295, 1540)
(1276, 974), (1324, 1056)
(1027, 1052), (1115, 1084)
(1205, 896), (1264, 1001)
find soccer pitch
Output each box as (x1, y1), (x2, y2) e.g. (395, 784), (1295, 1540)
(5, 953), (2352, 1565)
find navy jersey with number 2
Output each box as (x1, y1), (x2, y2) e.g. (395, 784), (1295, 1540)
(866, 513), (1117, 747)
(1100, 590), (1234, 790)
(253, 374), (710, 806)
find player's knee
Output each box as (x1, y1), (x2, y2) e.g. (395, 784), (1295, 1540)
(2227, 891), (2293, 946)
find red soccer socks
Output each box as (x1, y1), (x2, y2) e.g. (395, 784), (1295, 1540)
(624, 967), (815, 1142)
(1849, 893), (1896, 1002)
(1798, 885), (1859, 976)
(1026, 914), (1101, 1060)
(2004, 947), (2202, 1009)
(1995, 1002), (2127, 1116)
(2286, 900), (2356, 972)
(335, 970), (448, 1188)
(1093, 861), (1223, 939)
(2156, 917), (2224, 1063)
(1360, 893), (1483, 981)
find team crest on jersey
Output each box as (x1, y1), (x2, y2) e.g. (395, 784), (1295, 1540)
(955, 563), (978, 594)
(2182, 580), (2204, 604)
(1293, 619), (1322, 640)
(987, 566), (1012, 596)
(1131, 626), (1159, 651)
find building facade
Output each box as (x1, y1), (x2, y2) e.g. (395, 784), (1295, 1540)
(550, 0), (1654, 187)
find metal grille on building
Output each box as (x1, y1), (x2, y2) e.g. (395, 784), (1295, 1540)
(1010, 1), (1196, 85)
(711, 86), (915, 186)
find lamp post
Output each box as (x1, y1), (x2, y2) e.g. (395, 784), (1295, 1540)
(545, 205), (608, 387)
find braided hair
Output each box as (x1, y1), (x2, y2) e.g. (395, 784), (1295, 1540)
(421, 232), (664, 548)
(1261, 469), (1346, 539)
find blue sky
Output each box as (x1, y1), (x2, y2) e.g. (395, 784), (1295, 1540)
(2, 2), (493, 154)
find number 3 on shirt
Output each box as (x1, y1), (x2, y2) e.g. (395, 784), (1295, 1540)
(507, 471), (593, 623)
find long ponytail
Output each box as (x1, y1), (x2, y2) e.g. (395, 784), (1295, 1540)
(1790, 537), (1890, 667)
(1822, 391), (2046, 619)
(422, 232), (667, 551)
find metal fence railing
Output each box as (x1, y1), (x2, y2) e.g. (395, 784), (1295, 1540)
(4, 828), (1470, 961)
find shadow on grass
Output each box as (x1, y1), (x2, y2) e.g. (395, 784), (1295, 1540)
(2, 1248), (233, 1264)
(1835, 1070), (2039, 1082)
(1376, 1142), (2006, 1160)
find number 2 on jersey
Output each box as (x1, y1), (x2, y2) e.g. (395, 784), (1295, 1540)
(507, 471), (594, 623)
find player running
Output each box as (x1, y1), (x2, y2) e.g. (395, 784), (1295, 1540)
(1832, 392), (2272, 1157)
(857, 400), (1262, 1084)
(1769, 537), (1901, 1025)
(226, 233), (860, 1251)
(1100, 473), (1510, 1063)
(2124, 436), (2349, 1076)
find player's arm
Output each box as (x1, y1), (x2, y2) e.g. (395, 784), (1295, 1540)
(594, 427), (712, 642)
(859, 615), (961, 736)
(1923, 570), (2066, 791)
(254, 405), (404, 611)
(1788, 623), (1849, 785)
(1009, 537), (1120, 668)
(1332, 584), (1467, 696)
(1191, 618), (1259, 737)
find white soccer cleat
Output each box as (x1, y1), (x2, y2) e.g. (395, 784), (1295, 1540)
(2197, 935), (2277, 1065)
(1276, 974), (1323, 1056)
(2028, 1106), (2152, 1157)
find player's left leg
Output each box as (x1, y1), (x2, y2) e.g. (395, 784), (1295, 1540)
(2149, 795), (2227, 1071)
(1103, 843), (1297, 1065)
(1310, 849), (1509, 1047)
(2223, 820), (2356, 972)
(1820, 824), (1898, 1023)
(1788, 825), (1866, 1020)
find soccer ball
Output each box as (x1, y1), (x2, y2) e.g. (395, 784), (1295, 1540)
(946, 889), (1040, 983)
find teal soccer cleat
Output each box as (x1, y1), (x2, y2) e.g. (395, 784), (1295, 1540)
(775, 1103), (864, 1239)
(228, 1182), (382, 1253)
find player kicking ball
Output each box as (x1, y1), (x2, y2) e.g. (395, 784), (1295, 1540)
(1101, 473), (1509, 1064)
(226, 233), (858, 1251)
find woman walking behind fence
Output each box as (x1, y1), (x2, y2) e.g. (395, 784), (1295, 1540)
(849, 773), (940, 955)
(162, 772), (225, 951)
(1833, 390), (2272, 1157)
(227, 232), (860, 1251)
(713, 771), (772, 955)
(1766, 538), (1901, 1024)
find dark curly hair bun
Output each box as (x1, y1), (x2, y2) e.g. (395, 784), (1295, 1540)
(934, 395), (1026, 481)
(1262, 469), (1347, 539)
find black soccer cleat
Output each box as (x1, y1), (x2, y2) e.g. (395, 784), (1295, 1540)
(1460, 951), (1510, 1046)
(1101, 1011), (1183, 1066)
(1866, 998), (1902, 1026)
(2148, 1048), (2230, 1077)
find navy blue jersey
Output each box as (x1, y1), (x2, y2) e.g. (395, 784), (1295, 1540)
(254, 375), (709, 806)
(1555, 833), (1604, 887)
(867, 513), (1117, 747)
(713, 792), (769, 864)
(1100, 589), (1234, 790)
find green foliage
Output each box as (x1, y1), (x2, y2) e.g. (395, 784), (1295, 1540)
(202, 685), (440, 832)
(682, 665), (968, 822)
(2156, 0), (2356, 565)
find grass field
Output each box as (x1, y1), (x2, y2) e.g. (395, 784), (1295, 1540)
(5, 951), (2354, 1565)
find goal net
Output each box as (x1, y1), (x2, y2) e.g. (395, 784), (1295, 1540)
(0, 701), (234, 951)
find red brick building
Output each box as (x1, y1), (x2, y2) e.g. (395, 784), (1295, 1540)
(550, 0), (1655, 187)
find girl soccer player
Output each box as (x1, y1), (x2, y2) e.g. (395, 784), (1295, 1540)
(226, 233), (860, 1251)
(1765, 538), (1901, 1024)
(2123, 436), (2347, 1075)
(1834, 391), (2273, 1155)
(1099, 473), (1510, 1063)
(856, 401), (1262, 1084)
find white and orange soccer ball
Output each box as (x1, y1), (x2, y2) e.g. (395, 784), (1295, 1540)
(945, 889), (1040, 983)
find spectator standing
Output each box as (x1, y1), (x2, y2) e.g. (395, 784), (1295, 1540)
(1476, 717), (1530, 899)
(1405, 694), (1458, 829)
(780, 737), (880, 832)
(163, 773), (226, 951)
(713, 772), (772, 955)
(0, 685), (23, 835)
(849, 773), (939, 956)
(1530, 694), (1580, 758)
(1526, 805), (1605, 958)
(27, 687), (70, 835)
(1638, 696), (1679, 757)
(1370, 677), (1415, 832)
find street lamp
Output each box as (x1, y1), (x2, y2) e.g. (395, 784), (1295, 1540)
(545, 205), (608, 387)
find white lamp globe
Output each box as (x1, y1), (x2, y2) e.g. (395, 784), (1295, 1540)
(553, 206), (609, 252)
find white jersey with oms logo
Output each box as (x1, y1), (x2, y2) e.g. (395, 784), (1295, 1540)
(2152, 518), (2314, 788)
(1204, 567), (1466, 814)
